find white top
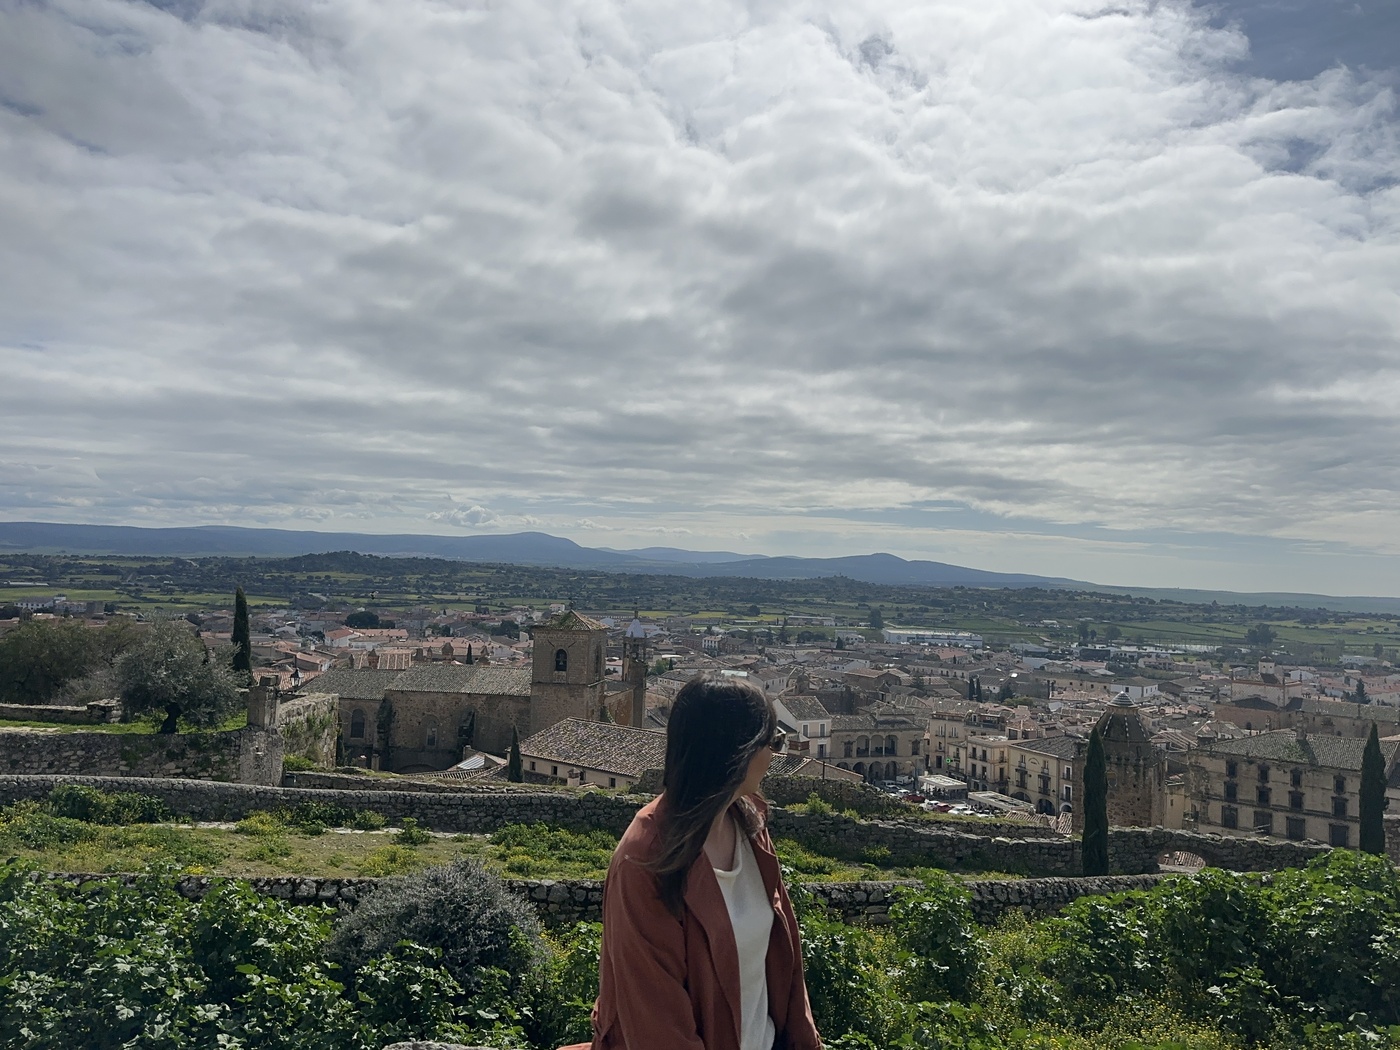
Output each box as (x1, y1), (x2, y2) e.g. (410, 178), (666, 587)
(712, 823), (777, 1050)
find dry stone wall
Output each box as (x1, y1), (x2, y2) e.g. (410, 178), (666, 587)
(0, 775), (1330, 876)
(0, 731), (256, 781)
(30, 869), (1175, 927)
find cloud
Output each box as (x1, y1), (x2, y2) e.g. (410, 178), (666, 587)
(0, 0), (1397, 590)
(427, 504), (501, 529)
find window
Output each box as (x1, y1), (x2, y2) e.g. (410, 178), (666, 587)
(1258, 765), (1270, 784)
(817, 743), (826, 758)
(609, 777), (616, 788)
(1221, 805), (1239, 829)
(844, 741), (853, 759)
(911, 740), (920, 756)
(819, 723), (827, 737)
(1224, 782), (1238, 802)
(802, 725), (810, 738)
(425, 725), (437, 748)
(1330, 823), (1350, 848)
(1333, 796), (1348, 818)
(1253, 810), (1274, 835)
(350, 709), (365, 740)
(529, 761), (536, 771)
(1286, 816), (1306, 841)
(1291, 769), (1303, 788)
(551, 765), (558, 776)
(1226, 761), (1238, 778)
(1335, 776), (1347, 795)
(554, 648), (568, 672)
(1289, 791), (1304, 811)
(1256, 786), (1271, 807)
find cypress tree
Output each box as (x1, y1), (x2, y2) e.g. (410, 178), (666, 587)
(1360, 721), (1386, 855)
(507, 727), (523, 783)
(231, 587), (251, 681)
(1082, 727), (1109, 876)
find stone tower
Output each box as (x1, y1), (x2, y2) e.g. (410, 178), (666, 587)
(621, 616), (648, 728)
(1073, 690), (1166, 830)
(530, 609), (608, 734)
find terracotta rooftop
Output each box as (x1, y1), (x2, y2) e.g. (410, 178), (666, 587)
(311, 664), (531, 700)
(519, 717), (667, 778)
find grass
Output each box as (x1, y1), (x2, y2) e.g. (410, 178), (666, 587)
(0, 709), (248, 735)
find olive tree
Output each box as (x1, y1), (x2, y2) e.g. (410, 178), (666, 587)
(116, 621), (241, 733)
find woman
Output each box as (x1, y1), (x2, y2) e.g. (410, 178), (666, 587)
(570, 675), (822, 1050)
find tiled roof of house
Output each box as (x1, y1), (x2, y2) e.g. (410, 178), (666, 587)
(520, 717), (667, 777)
(1298, 698), (1400, 724)
(307, 667), (402, 701)
(309, 664), (530, 700)
(783, 696), (830, 721)
(1203, 729), (1400, 772)
(1017, 735), (1081, 760)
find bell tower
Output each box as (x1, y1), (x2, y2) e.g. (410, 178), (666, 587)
(530, 609), (608, 734)
(621, 614), (648, 727)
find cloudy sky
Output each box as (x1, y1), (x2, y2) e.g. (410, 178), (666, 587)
(1, 0), (1398, 596)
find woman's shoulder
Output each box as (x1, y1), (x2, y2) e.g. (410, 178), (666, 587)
(613, 794), (667, 864)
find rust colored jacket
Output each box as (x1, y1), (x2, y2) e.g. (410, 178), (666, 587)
(565, 793), (822, 1050)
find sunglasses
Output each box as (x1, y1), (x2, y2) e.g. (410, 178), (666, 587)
(768, 730), (787, 753)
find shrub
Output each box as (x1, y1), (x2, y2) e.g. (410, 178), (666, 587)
(281, 754), (318, 772)
(888, 872), (983, 1003)
(235, 811), (285, 836)
(48, 784), (171, 825)
(0, 805), (97, 849)
(327, 856), (544, 991)
(489, 822), (616, 877)
(280, 801), (356, 830)
(773, 838), (840, 876)
(350, 809), (387, 831)
(357, 844), (423, 877)
(394, 816), (432, 847)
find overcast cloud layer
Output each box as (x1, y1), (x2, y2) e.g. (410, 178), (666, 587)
(1, 0), (1398, 595)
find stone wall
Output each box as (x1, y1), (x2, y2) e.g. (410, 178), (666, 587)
(0, 731), (262, 782)
(0, 776), (1333, 876)
(0, 701), (114, 725)
(282, 770), (565, 794)
(29, 870), (1176, 927)
(276, 692), (340, 769)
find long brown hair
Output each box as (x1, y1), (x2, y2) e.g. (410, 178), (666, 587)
(646, 675), (777, 918)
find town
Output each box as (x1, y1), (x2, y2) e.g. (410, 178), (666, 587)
(5, 560), (1398, 858)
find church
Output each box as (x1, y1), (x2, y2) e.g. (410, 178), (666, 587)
(312, 609), (608, 774)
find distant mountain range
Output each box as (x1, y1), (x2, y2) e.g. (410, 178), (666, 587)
(4, 520), (1400, 613)
(0, 520), (1079, 588)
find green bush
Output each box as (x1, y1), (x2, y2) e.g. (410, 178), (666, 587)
(327, 856), (544, 993)
(234, 811), (285, 836)
(48, 784), (172, 825)
(394, 816), (432, 846)
(350, 808), (387, 831)
(0, 804), (97, 849)
(489, 822), (616, 877)
(281, 754), (318, 772)
(887, 872), (983, 1004)
(357, 844), (423, 877)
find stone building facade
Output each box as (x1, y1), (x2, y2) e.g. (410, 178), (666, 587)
(830, 704), (928, 782)
(529, 610), (608, 732)
(324, 610), (607, 774)
(1184, 727), (1400, 846)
